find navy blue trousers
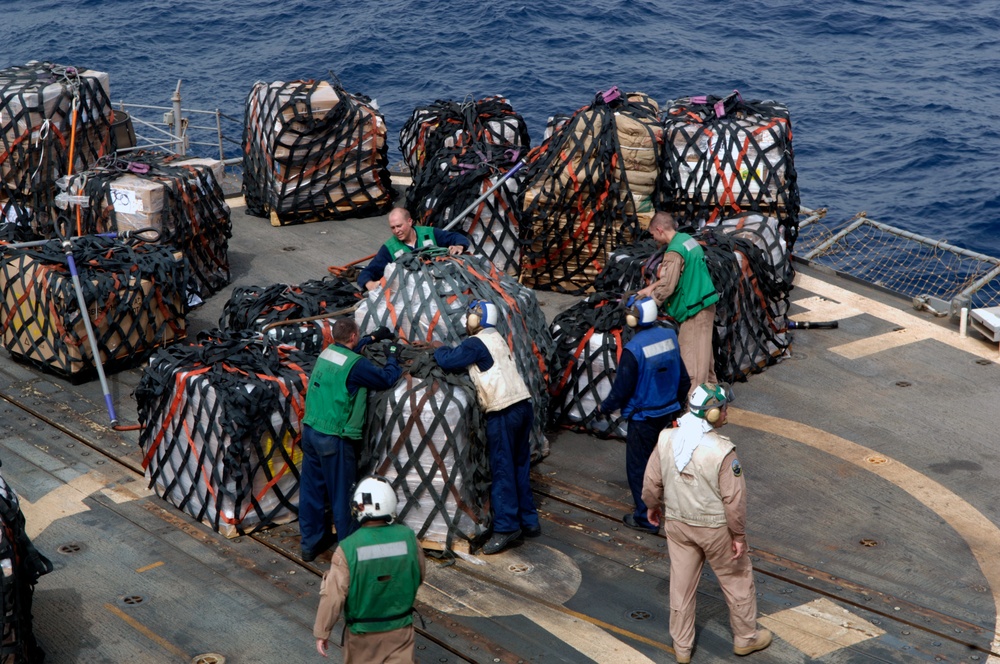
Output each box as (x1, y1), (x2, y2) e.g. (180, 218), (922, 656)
(298, 424), (359, 554)
(486, 399), (540, 534)
(626, 413), (677, 529)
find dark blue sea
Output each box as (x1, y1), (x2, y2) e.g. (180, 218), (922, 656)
(5, 0), (1000, 257)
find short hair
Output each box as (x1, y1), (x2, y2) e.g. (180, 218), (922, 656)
(388, 207), (411, 222)
(649, 211), (677, 233)
(332, 318), (359, 344)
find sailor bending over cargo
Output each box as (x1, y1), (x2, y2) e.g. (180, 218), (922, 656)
(358, 207), (470, 291)
(642, 384), (772, 662)
(596, 295), (689, 535)
(314, 475), (426, 662)
(638, 211), (719, 396)
(299, 319), (400, 562)
(433, 300), (541, 555)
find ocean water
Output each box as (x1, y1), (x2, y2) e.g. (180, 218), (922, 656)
(5, 0), (1000, 256)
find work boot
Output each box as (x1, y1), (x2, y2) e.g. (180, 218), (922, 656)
(622, 513), (658, 534)
(674, 648), (691, 663)
(521, 525), (542, 538)
(482, 530), (521, 555)
(734, 629), (772, 656)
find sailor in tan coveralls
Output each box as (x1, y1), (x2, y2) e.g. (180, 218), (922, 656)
(642, 383), (772, 663)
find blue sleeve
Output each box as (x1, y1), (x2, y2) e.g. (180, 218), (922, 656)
(346, 356), (402, 394)
(434, 337), (492, 372)
(433, 228), (470, 249)
(600, 349), (638, 414)
(357, 245), (392, 287)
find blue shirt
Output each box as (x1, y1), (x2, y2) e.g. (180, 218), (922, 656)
(433, 336), (493, 372)
(342, 340), (401, 395)
(600, 327), (690, 419)
(357, 228), (471, 287)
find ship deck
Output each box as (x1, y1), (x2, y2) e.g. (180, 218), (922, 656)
(2, 181), (999, 663)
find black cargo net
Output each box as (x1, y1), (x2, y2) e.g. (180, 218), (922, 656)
(0, 468), (52, 664)
(135, 331), (314, 537)
(356, 250), (554, 460)
(520, 89), (661, 293)
(0, 236), (188, 380)
(220, 276), (361, 355)
(242, 79), (394, 226)
(398, 96), (529, 175)
(659, 92), (800, 248)
(405, 141), (524, 276)
(0, 61), (113, 238)
(594, 238), (660, 293)
(61, 152), (232, 298)
(363, 347), (491, 551)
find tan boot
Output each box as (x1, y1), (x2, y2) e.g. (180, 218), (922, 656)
(734, 628), (772, 656)
(674, 650), (691, 664)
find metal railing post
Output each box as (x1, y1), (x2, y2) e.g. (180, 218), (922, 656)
(215, 109), (225, 162)
(172, 80), (186, 156)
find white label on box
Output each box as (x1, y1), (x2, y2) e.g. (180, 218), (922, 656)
(110, 188), (141, 214)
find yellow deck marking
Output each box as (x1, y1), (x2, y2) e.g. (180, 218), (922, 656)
(104, 603), (189, 659)
(225, 195), (246, 208)
(732, 408), (1000, 658)
(791, 295), (862, 322)
(828, 327), (927, 359)
(135, 561), (164, 574)
(760, 597), (885, 658)
(20, 472), (107, 539)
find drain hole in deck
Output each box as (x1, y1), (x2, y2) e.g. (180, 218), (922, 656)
(859, 538), (879, 547)
(192, 654), (226, 664)
(627, 609), (652, 621)
(507, 563), (532, 575)
(57, 543), (84, 555)
(118, 595), (146, 607)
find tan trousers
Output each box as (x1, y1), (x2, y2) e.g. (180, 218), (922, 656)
(678, 305), (717, 395)
(664, 520), (758, 655)
(345, 625), (415, 663)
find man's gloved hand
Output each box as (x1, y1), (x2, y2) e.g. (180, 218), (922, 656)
(371, 326), (394, 342)
(385, 342), (403, 360)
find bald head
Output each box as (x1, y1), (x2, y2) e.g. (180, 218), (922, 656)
(388, 207), (416, 245)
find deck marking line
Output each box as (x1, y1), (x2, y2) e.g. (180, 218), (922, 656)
(732, 407), (1000, 659)
(103, 602), (189, 659)
(19, 471), (107, 539)
(828, 327), (926, 359)
(225, 195), (246, 208)
(760, 597), (885, 658)
(135, 561), (164, 574)
(791, 295), (863, 322)
(794, 272), (999, 363)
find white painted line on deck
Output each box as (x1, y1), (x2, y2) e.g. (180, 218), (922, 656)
(760, 597), (885, 659)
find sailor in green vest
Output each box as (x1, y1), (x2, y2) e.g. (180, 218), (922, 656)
(314, 475), (425, 663)
(638, 211), (720, 396)
(357, 207), (470, 291)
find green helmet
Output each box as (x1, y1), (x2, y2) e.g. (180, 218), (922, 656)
(689, 383), (733, 422)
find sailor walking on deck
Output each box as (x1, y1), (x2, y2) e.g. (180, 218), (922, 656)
(642, 383), (772, 662)
(597, 295), (689, 534)
(637, 211), (719, 396)
(314, 475), (426, 662)
(358, 207), (470, 291)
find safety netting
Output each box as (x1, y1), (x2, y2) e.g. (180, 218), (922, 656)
(242, 79), (394, 226)
(56, 152), (232, 298)
(0, 236), (188, 380)
(135, 331), (313, 537)
(220, 276), (361, 355)
(355, 250), (554, 460)
(659, 92), (800, 248)
(0, 61), (114, 239)
(0, 465), (52, 664)
(363, 346), (491, 552)
(520, 88), (661, 293)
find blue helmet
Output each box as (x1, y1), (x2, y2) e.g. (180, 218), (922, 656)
(467, 299), (499, 332)
(625, 295), (658, 328)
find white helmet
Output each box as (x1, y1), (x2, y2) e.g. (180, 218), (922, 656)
(625, 295), (658, 328)
(352, 475), (398, 524)
(466, 299), (499, 334)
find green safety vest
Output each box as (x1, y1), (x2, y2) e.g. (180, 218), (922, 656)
(341, 524), (421, 635)
(302, 344), (367, 439)
(663, 232), (719, 324)
(383, 226), (438, 259)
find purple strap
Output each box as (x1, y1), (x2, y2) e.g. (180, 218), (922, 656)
(128, 162), (151, 175)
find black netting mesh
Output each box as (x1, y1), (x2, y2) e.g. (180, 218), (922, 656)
(0, 236), (188, 379)
(135, 331), (313, 537)
(0, 467), (52, 664)
(658, 93), (800, 248)
(355, 250), (553, 460)
(242, 79), (394, 225)
(520, 89), (661, 293)
(0, 61), (114, 239)
(220, 276), (361, 355)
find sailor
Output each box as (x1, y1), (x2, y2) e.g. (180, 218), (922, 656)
(433, 300), (541, 554)
(314, 475), (425, 663)
(596, 295), (689, 534)
(642, 384), (772, 662)
(299, 319), (401, 562)
(357, 207), (470, 291)
(637, 211), (719, 396)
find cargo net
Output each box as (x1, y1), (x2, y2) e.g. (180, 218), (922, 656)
(398, 96), (530, 175)
(795, 210), (1000, 311)
(0, 467), (52, 664)
(242, 79), (394, 226)
(406, 141), (523, 275)
(0, 61), (113, 238)
(0, 236), (188, 380)
(548, 293), (644, 439)
(355, 250), (554, 460)
(659, 92), (800, 249)
(62, 152), (232, 298)
(520, 88), (661, 293)
(136, 331), (314, 537)
(220, 276), (362, 354)
(363, 347), (491, 551)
